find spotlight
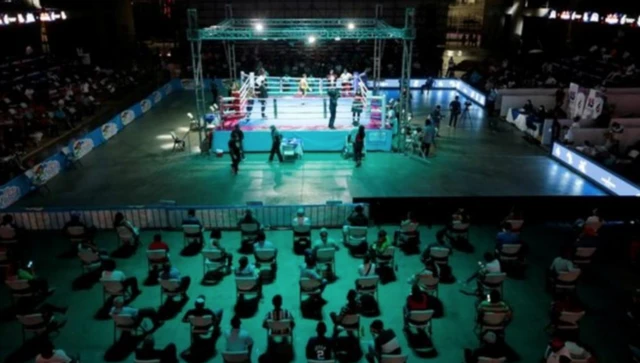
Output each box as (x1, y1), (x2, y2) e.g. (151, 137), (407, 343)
(255, 23), (264, 32)
(187, 112), (194, 119)
(308, 35), (316, 44)
(347, 22), (355, 30)
(334, 37), (341, 41)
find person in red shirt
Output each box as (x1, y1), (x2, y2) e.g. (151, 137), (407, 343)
(148, 234), (170, 263)
(403, 284), (429, 326)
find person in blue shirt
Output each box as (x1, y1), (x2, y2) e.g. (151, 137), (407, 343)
(224, 316), (254, 355)
(159, 263), (191, 299)
(495, 222), (521, 250)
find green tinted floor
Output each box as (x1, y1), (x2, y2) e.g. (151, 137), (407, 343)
(0, 223), (633, 362)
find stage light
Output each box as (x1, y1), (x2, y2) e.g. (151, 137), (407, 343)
(308, 35), (316, 44)
(334, 37), (341, 41)
(347, 22), (355, 30)
(254, 23), (264, 32)
(187, 112), (194, 119)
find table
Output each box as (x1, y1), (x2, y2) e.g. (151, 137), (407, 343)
(280, 138), (304, 160)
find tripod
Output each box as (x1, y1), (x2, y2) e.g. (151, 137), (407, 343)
(459, 106), (471, 127)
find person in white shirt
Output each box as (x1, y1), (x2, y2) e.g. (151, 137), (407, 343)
(293, 208), (312, 251)
(549, 250), (575, 277)
(292, 208), (311, 228)
(225, 316), (254, 355)
(101, 259), (140, 295)
(35, 340), (77, 363)
(461, 252), (501, 295)
(110, 296), (163, 330)
(358, 255), (377, 277)
(311, 228), (339, 256)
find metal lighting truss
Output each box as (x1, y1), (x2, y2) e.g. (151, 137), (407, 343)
(187, 5), (415, 148)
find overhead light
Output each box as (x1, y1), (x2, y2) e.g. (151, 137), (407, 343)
(308, 35), (316, 44)
(334, 37), (341, 41)
(187, 112), (194, 119)
(347, 22), (355, 30)
(254, 23), (264, 32)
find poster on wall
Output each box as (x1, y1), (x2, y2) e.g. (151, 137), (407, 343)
(582, 89), (605, 121)
(568, 83), (579, 118)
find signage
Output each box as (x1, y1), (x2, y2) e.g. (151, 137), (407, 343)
(546, 9), (639, 27)
(0, 10), (67, 26)
(551, 143), (640, 196)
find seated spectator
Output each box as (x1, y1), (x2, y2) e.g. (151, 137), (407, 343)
(101, 259), (141, 296)
(62, 213), (95, 241)
(545, 338), (593, 363)
(253, 230), (277, 270)
(0, 214), (18, 242)
(477, 290), (512, 322)
(182, 295), (223, 332)
(148, 234), (170, 260)
(365, 319), (401, 363)
(583, 208), (603, 236)
(394, 211), (419, 248)
(461, 252), (501, 294)
(263, 294), (295, 335)
(113, 212), (140, 246)
(181, 208), (204, 244)
(292, 208), (311, 229)
(358, 255), (377, 278)
(35, 340), (79, 363)
(7, 260), (55, 295)
(330, 289), (360, 333)
(369, 230), (391, 262)
(77, 238), (109, 262)
(522, 99), (534, 114)
(464, 332), (508, 363)
(496, 222), (521, 250)
(111, 296), (163, 330)
(159, 263), (191, 298)
(550, 292), (584, 325)
(436, 208), (471, 245)
(306, 321), (334, 361)
(238, 209), (261, 229)
(549, 250), (575, 279)
(342, 204), (369, 241)
(135, 336), (178, 363)
(300, 255), (327, 297)
(224, 316), (254, 356)
(404, 284), (429, 324)
(311, 227), (340, 257)
(407, 257), (439, 285)
(210, 229), (233, 267)
(235, 256), (262, 297)
(501, 207), (524, 231)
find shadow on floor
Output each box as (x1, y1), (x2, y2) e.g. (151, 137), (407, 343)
(234, 295), (261, 318)
(157, 296), (189, 320)
(104, 333), (145, 362)
(259, 338), (295, 363)
(71, 270), (101, 290)
(180, 332), (220, 363)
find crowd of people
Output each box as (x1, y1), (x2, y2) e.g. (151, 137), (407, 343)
(1, 204), (631, 362)
(0, 53), (152, 184)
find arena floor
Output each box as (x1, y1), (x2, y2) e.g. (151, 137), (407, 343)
(0, 223), (632, 363)
(12, 90), (603, 209)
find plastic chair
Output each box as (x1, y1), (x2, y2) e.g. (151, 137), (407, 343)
(380, 354), (409, 363)
(100, 278), (128, 302)
(16, 313), (52, 342)
(112, 313), (146, 343)
(405, 309), (434, 335)
(429, 247), (451, 266)
(146, 249), (168, 272)
(235, 276), (260, 300)
(265, 319), (293, 340)
(479, 272), (507, 296)
(221, 350), (250, 363)
(183, 224), (203, 247)
(159, 279), (182, 304)
(355, 276), (379, 300)
(554, 269), (582, 293)
(78, 249), (102, 273)
(334, 314), (360, 338)
(116, 226), (136, 246)
(316, 248), (336, 275)
(345, 226), (368, 247)
(202, 249), (226, 275)
(189, 315), (215, 344)
(417, 272), (439, 296)
(299, 278), (323, 304)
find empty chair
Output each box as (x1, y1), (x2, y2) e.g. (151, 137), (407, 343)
(478, 357), (506, 363)
(235, 276), (260, 300)
(553, 269), (582, 293)
(573, 247), (597, 267)
(555, 310), (586, 331)
(221, 350), (250, 363)
(355, 276), (380, 300)
(183, 224), (203, 247)
(189, 315), (215, 344)
(479, 272), (507, 296)
(147, 249), (169, 272)
(405, 309), (434, 335)
(16, 313), (54, 342)
(380, 354), (409, 363)
(299, 278), (324, 304)
(112, 313), (146, 343)
(5, 279), (34, 302)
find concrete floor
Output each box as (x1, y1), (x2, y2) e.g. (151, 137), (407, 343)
(13, 90), (603, 208)
(0, 223), (633, 363)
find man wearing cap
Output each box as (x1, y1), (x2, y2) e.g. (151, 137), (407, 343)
(464, 331), (508, 362)
(182, 295), (223, 336)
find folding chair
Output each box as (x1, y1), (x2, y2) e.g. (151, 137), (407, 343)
(16, 313), (54, 342)
(189, 315), (215, 344)
(573, 247), (597, 267)
(240, 223), (260, 250)
(405, 309), (434, 336)
(477, 312), (508, 335)
(183, 224), (203, 247)
(429, 246), (451, 266)
(0, 249), (10, 274)
(376, 246), (396, 271)
(448, 223), (470, 244)
(380, 354), (409, 363)
(497, 244), (522, 268)
(254, 248), (277, 279)
(116, 226), (137, 247)
(222, 350), (250, 363)
(316, 248), (336, 276)
(266, 319), (293, 341)
(159, 278), (182, 304)
(134, 359), (161, 363)
(0, 225), (18, 245)
(78, 249), (102, 273)
(477, 357), (506, 363)
(417, 272), (439, 297)
(479, 272), (507, 297)
(506, 219), (524, 233)
(397, 222), (419, 245)
(553, 269), (581, 293)
(171, 131), (186, 151)
(344, 226), (368, 248)
(5, 279), (34, 302)
(299, 278), (323, 304)
(112, 313), (146, 343)
(355, 276), (379, 300)
(555, 310), (586, 331)
(202, 249), (226, 275)
(334, 314), (361, 338)
(293, 224), (312, 251)
(147, 249), (168, 272)
(100, 279), (129, 302)
(235, 276), (260, 300)
(67, 226), (86, 245)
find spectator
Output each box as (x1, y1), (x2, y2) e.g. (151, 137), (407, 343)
(306, 321), (334, 361)
(238, 209), (261, 229)
(311, 227), (340, 256)
(395, 211), (419, 247)
(159, 263), (191, 298)
(477, 290), (512, 322)
(263, 294), (295, 335)
(224, 316), (254, 356)
(555, 87), (565, 107)
(496, 222), (521, 250)
(62, 213), (94, 241)
(78, 238), (109, 261)
(113, 212), (140, 246)
(343, 205), (369, 239)
(365, 319), (401, 363)
(300, 255), (327, 297)
(358, 255), (377, 278)
(101, 259), (141, 296)
(110, 296), (163, 330)
(422, 119), (435, 157)
(0, 214), (18, 242)
(292, 208), (311, 228)
(461, 252), (501, 294)
(149, 234), (170, 253)
(436, 207), (471, 245)
(181, 208), (203, 243)
(253, 230), (275, 250)
(135, 336), (178, 363)
(209, 229), (233, 267)
(403, 284), (429, 325)
(182, 295), (223, 333)
(549, 249), (575, 278)
(35, 340), (79, 363)
(449, 96), (461, 128)
(330, 289), (360, 333)
(523, 100), (534, 114)
(563, 117), (581, 145)
(235, 256), (262, 297)
(369, 230), (392, 262)
(8, 260), (55, 295)
(464, 332), (508, 362)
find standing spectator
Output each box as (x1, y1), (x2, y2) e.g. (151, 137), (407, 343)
(231, 124), (244, 160)
(224, 316), (254, 356)
(229, 135), (242, 175)
(353, 125), (365, 167)
(329, 289), (360, 332)
(0, 214), (18, 243)
(210, 78), (219, 107)
(449, 96), (461, 128)
(430, 105), (442, 136)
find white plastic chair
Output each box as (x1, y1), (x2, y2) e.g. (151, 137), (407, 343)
(222, 350), (250, 363)
(5, 279), (33, 301)
(282, 144), (296, 160)
(573, 247), (597, 266)
(498, 244), (522, 263)
(159, 278), (182, 304)
(235, 276), (260, 300)
(147, 249), (168, 271)
(266, 319), (293, 340)
(380, 354), (409, 363)
(0, 225), (17, 244)
(345, 226), (368, 247)
(417, 272), (439, 296)
(405, 309), (434, 335)
(554, 269), (582, 292)
(254, 248), (277, 264)
(308, 360), (336, 363)
(100, 278), (127, 302)
(299, 278), (323, 304)
(334, 314), (360, 337)
(67, 226), (86, 244)
(429, 247), (451, 266)
(134, 359), (161, 363)
(183, 224), (203, 247)
(16, 313), (53, 342)
(355, 276), (379, 300)
(240, 223), (260, 246)
(116, 226), (135, 246)
(376, 246), (396, 270)
(477, 357), (506, 363)
(112, 313), (145, 342)
(506, 219), (524, 232)
(202, 249), (226, 275)
(478, 312), (508, 334)
(556, 310), (586, 330)
(293, 224), (311, 249)
(316, 248), (336, 275)
(189, 315), (215, 344)
(479, 272), (507, 296)
(78, 249), (102, 273)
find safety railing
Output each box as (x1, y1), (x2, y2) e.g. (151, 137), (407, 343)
(7, 202), (369, 231)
